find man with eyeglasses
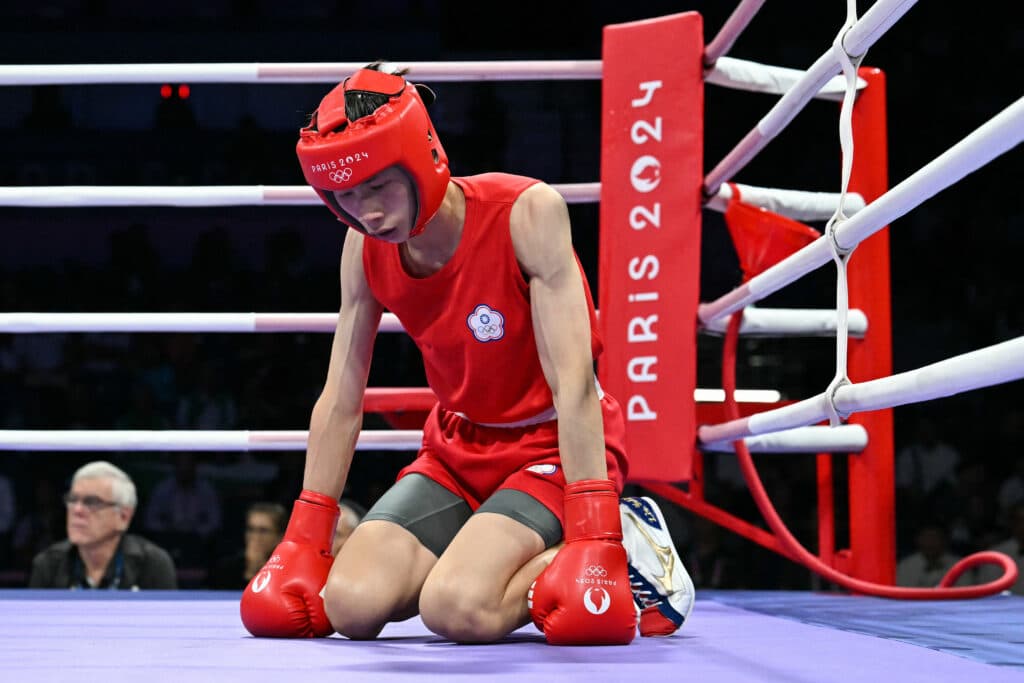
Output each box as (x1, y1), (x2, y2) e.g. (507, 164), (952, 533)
(28, 461), (177, 590)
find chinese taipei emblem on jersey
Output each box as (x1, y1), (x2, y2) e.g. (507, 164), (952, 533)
(467, 304), (504, 342)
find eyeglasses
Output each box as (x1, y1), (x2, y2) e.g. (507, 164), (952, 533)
(63, 492), (119, 512)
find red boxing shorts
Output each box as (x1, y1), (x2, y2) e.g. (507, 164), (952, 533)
(396, 393), (630, 530)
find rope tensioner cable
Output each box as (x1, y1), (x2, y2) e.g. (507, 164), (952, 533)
(821, 0), (865, 427)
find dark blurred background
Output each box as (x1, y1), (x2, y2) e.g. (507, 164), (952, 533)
(0, 1), (1021, 590)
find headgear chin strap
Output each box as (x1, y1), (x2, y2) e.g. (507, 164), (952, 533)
(296, 68), (450, 237)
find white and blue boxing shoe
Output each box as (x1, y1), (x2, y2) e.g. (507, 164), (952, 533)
(620, 496), (695, 636)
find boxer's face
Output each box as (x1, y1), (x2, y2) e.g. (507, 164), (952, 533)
(65, 477), (131, 548)
(332, 166), (417, 242)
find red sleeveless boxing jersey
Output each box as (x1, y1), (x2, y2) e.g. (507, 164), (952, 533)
(362, 172), (602, 424)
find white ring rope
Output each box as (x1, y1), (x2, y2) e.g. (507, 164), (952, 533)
(0, 183), (600, 207)
(0, 309), (864, 338)
(0, 61), (604, 84)
(701, 424), (867, 454)
(699, 307), (867, 338)
(0, 312), (402, 334)
(705, 56), (865, 103)
(703, 183), (865, 221)
(699, 94), (1024, 327)
(0, 57), (858, 101)
(704, 0), (918, 196)
(0, 182), (863, 223)
(0, 423), (862, 454)
(0, 430), (423, 452)
(703, 0), (767, 67)
(698, 336), (1024, 444)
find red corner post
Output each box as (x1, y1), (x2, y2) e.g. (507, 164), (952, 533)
(845, 67), (896, 584)
(598, 12), (703, 483)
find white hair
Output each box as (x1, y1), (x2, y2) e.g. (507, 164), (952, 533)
(72, 460), (137, 509)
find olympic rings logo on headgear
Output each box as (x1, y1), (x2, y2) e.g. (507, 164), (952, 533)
(329, 168), (353, 184)
(585, 565), (608, 578)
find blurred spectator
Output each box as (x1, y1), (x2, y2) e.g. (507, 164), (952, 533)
(144, 453), (223, 541)
(29, 461), (177, 589)
(175, 359), (238, 429)
(104, 224), (160, 311)
(21, 86), (72, 131)
(12, 477), (64, 572)
(208, 501), (287, 590)
(895, 416), (962, 536)
(997, 456), (1024, 515)
(896, 416), (961, 501)
(333, 499), (366, 556)
(975, 503), (1024, 595)
(895, 522), (968, 588)
(945, 461), (1001, 555)
(0, 473), (14, 567)
(115, 384), (172, 430)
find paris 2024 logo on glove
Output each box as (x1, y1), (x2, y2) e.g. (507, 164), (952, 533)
(467, 304), (504, 342)
(579, 564), (614, 615)
(249, 554), (285, 593)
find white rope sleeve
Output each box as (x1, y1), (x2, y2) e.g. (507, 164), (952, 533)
(699, 307), (867, 338)
(700, 424), (868, 454)
(705, 182), (865, 221)
(706, 56), (866, 102)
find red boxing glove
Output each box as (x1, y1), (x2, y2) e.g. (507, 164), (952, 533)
(529, 479), (637, 645)
(240, 489), (339, 638)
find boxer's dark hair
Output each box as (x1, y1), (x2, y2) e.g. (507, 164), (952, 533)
(345, 60), (411, 122)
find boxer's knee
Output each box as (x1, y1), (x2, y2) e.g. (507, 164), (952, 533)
(322, 570), (391, 639)
(419, 573), (505, 643)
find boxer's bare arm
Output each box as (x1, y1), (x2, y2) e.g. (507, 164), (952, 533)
(303, 229), (383, 496)
(511, 182), (607, 484)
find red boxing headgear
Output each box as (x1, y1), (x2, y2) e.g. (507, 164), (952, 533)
(296, 68), (450, 237)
